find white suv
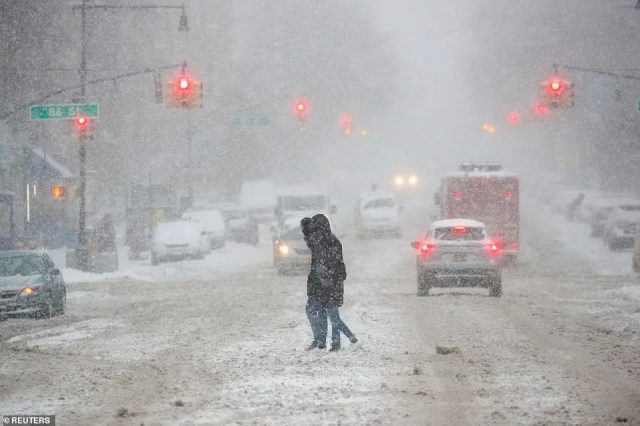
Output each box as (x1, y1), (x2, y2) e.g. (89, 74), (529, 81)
(354, 191), (402, 238)
(412, 219), (503, 297)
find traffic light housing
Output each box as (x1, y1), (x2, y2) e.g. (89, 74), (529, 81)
(540, 76), (574, 108)
(506, 111), (521, 126)
(166, 71), (203, 109)
(51, 184), (66, 200)
(340, 114), (352, 134)
(533, 102), (549, 118)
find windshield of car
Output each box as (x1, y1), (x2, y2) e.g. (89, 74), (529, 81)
(282, 226), (305, 241)
(434, 227), (486, 241)
(363, 198), (395, 209)
(0, 255), (45, 276)
(282, 195), (327, 211)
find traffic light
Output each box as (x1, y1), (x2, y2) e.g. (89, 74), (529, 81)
(293, 98), (309, 120)
(51, 184), (66, 200)
(340, 114), (352, 134)
(540, 76), (574, 108)
(506, 111), (521, 126)
(166, 71), (203, 109)
(533, 102), (549, 118)
(74, 114), (91, 135)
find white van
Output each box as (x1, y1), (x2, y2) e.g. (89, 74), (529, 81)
(354, 190), (402, 238)
(274, 185), (336, 228)
(240, 180), (277, 222)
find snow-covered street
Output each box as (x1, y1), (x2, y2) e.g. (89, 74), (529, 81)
(1, 205), (639, 425)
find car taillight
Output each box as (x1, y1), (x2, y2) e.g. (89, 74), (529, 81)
(420, 242), (435, 257)
(486, 241), (502, 257)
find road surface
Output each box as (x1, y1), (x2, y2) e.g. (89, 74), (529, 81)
(1, 209), (639, 425)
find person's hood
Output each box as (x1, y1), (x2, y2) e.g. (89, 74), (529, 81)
(0, 274), (44, 292)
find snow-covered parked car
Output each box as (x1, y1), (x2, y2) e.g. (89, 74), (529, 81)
(354, 190), (402, 238)
(411, 219), (503, 297)
(590, 195), (640, 237)
(150, 220), (210, 265)
(603, 202), (640, 250)
(182, 208), (226, 249)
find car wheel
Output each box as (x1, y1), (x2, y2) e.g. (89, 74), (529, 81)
(277, 263), (287, 275)
(56, 288), (66, 315)
(489, 274), (502, 298)
(417, 272), (431, 296)
(151, 253), (159, 265)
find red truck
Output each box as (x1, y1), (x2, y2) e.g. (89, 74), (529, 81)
(438, 162), (520, 260)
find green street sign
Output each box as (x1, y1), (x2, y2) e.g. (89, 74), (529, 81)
(637, 99), (640, 112)
(30, 103), (99, 121)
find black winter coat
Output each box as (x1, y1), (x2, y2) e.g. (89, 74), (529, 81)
(302, 215), (347, 308)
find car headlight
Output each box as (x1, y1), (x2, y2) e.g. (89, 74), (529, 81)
(408, 175), (418, 186)
(20, 286), (40, 296)
(278, 244), (289, 256)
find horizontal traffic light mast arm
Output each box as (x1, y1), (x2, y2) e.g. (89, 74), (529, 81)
(555, 63), (640, 81)
(2, 62), (184, 120)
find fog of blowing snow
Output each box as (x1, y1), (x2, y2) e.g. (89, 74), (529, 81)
(1, 0), (640, 424)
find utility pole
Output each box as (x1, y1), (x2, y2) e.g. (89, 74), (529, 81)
(76, 0), (89, 271)
(71, 1), (188, 271)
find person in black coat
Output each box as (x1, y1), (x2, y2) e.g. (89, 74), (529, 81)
(306, 214), (357, 351)
(301, 217), (327, 350)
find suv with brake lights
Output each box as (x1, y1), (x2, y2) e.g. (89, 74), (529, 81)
(411, 219), (503, 297)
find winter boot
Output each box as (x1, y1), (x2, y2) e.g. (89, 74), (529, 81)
(306, 341), (319, 351)
(329, 343), (341, 352)
(349, 336), (358, 344)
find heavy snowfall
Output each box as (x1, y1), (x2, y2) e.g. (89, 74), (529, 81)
(1, 1), (639, 425)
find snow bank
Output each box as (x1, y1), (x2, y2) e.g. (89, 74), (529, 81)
(50, 241), (270, 284)
(528, 202), (634, 276)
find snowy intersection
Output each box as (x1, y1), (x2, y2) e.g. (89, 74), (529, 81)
(1, 207), (640, 425)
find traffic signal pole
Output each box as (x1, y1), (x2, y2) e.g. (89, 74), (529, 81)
(71, 1), (187, 271)
(76, 0), (89, 271)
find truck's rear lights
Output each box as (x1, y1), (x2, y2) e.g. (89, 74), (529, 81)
(454, 192), (462, 200)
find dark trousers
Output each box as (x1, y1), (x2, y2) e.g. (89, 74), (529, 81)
(326, 306), (354, 345)
(306, 296), (327, 344)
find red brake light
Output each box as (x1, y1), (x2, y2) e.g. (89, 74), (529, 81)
(453, 191), (462, 200)
(419, 242), (435, 257)
(486, 240), (503, 257)
(453, 226), (466, 235)
(504, 191), (513, 199)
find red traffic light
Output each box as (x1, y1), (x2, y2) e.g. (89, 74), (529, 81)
(546, 77), (565, 96)
(293, 98), (309, 119)
(74, 114), (90, 132)
(534, 102), (549, 118)
(506, 111), (521, 125)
